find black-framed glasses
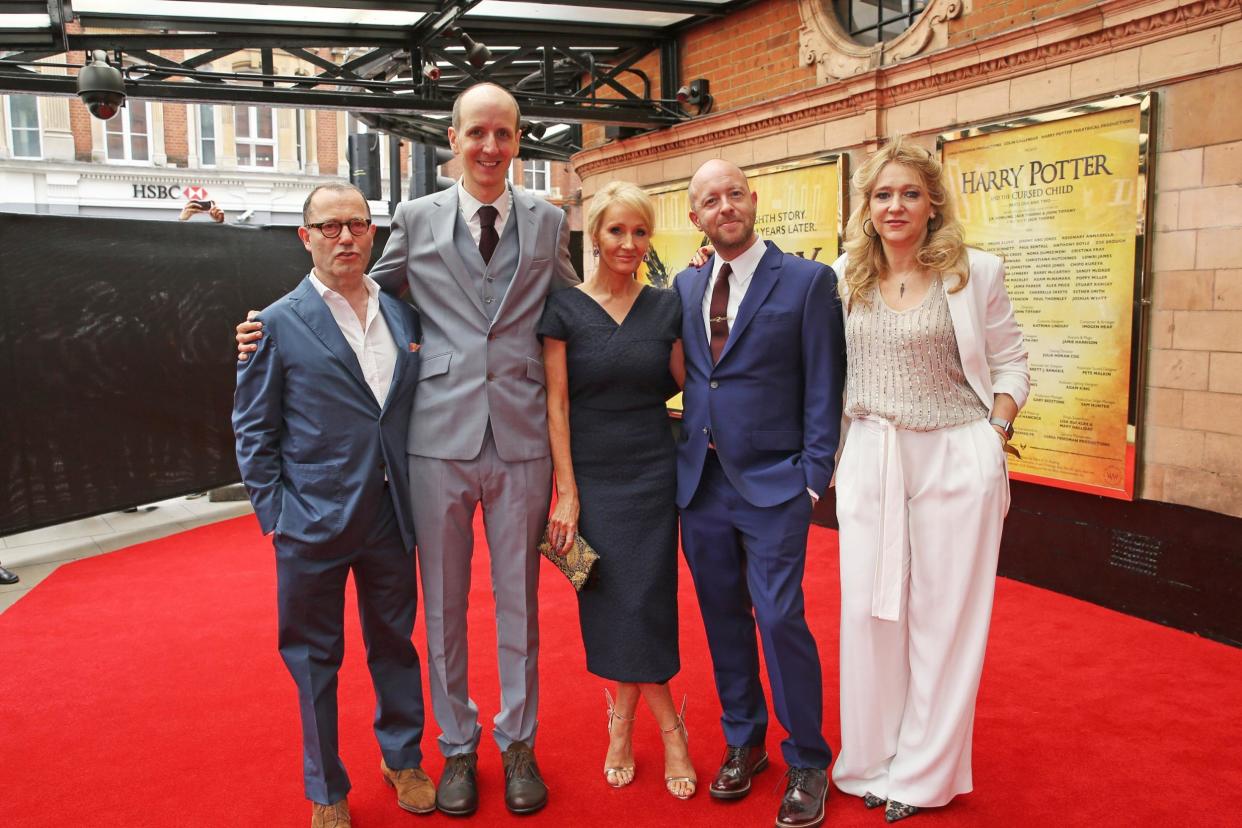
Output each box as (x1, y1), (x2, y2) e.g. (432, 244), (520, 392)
(305, 218), (371, 238)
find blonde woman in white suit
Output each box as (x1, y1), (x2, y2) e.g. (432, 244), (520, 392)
(830, 137), (1029, 822)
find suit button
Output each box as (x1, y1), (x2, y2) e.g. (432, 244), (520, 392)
(484, 296), (494, 304)
(702, 427), (709, 434)
(486, 276), (495, 282)
(710, 380), (719, 389)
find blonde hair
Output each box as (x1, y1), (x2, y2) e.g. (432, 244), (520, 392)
(586, 181), (655, 246)
(842, 136), (969, 310)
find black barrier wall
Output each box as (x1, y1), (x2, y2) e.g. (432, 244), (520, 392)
(0, 213), (391, 536)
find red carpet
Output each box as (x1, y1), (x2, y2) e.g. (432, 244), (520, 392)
(2, 515), (1240, 827)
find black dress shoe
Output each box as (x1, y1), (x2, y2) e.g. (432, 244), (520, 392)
(501, 741), (547, 814)
(709, 745), (769, 800)
(776, 767), (828, 828)
(0, 565), (19, 586)
(436, 752), (479, 816)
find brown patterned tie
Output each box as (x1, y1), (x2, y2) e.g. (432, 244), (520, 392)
(709, 263), (732, 364)
(477, 205), (499, 264)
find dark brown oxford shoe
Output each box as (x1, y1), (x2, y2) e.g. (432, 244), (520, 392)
(501, 741), (547, 815)
(435, 752), (479, 816)
(709, 745), (769, 800)
(776, 767), (828, 828)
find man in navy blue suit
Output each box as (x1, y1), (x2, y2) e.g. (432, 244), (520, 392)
(673, 160), (846, 828)
(233, 183), (434, 828)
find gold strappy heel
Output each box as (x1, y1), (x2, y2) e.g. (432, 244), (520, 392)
(603, 688), (636, 788)
(661, 695), (697, 799)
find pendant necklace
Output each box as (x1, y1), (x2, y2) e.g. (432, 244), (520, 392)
(899, 281), (906, 298)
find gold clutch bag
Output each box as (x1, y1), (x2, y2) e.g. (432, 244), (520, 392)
(537, 524), (600, 592)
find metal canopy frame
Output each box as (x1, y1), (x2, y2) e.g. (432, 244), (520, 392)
(0, 0), (737, 160)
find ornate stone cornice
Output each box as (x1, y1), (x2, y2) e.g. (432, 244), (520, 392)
(798, 0), (962, 83)
(574, 0), (1241, 180)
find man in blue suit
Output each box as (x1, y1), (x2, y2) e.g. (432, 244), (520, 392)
(233, 183), (434, 828)
(673, 160), (846, 828)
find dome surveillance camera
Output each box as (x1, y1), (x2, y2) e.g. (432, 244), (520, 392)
(78, 51), (126, 120)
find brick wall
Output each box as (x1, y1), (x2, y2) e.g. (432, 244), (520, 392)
(316, 110), (338, 177)
(1143, 65), (1242, 517)
(682, 0), (814, 111)
(950, 0), (1101, 44)
(68, 98), (94, 161)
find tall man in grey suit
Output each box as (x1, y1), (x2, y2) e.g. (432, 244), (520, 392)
(370, 81), (577, 817)
(242, 83), (578, 816)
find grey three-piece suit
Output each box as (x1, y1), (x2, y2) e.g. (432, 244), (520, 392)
(370, 183), (579, 756)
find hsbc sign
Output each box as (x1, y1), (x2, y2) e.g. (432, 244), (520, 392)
(132, 183), (210, 200)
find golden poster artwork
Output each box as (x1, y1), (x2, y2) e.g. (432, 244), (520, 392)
(942, 102), (1145, 498)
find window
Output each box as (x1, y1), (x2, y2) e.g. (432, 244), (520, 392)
(523, 159), (550, 194)
(198, 104), (217, 166)
(235, 103), (276, 168)
(104, 101), (151, 163)
(6, 94), (42, 158)
(835, 0), (927, 46)
(295, 109), (305, 171)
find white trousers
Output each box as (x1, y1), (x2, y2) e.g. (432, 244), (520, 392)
(832, 417), (1011, 808)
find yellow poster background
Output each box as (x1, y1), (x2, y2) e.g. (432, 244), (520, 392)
(942, 105), (1143, 498)
(641, 157), (842, 412)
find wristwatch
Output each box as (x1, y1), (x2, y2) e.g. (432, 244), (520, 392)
(988, 416), (1014, 440)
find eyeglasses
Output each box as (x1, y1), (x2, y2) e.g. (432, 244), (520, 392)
(305, 218), (371, 238)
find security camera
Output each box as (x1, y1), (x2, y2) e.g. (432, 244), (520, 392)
(78, 51), (126, 120)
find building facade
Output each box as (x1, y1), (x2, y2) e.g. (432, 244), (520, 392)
(574, 0), (1242, 520)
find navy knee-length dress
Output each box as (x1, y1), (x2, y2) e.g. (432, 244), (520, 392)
(537, 284), (682, 683)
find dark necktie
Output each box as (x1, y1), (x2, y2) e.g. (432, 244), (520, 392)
(709, 263), (732, 364)
(477, 205), (499, 265)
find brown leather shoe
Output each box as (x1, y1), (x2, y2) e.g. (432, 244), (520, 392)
(381, 759), (436, 814)
(436, 752), (479, 816)
(776, 767), (828, 828)
(310, 799), (351, 828)
(709, 745), (769, 800)
(501, 741), (548, 814)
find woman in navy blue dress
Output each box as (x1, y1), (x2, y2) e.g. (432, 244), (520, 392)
(538, 181), (694, 799)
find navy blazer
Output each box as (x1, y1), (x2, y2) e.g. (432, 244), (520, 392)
(233, 276), (422, 554)
(673, 241), (846, 509)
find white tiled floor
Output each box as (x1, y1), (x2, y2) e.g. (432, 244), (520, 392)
(0, 494), (254, 615)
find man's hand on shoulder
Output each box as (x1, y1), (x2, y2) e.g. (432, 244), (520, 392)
(237, 310), (262, 362)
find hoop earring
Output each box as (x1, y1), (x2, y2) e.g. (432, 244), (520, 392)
(928, 214), (942, 232)
(862, 218), (878, 239)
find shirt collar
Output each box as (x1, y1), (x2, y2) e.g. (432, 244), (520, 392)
(457, 180), (512, 226)
(309, 270), (381, 301)
(713, 235), (767, 283)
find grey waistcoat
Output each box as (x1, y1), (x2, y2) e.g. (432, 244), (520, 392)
(452, 209), (521, 321)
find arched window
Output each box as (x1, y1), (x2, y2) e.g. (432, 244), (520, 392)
(834, 0), (927, 46)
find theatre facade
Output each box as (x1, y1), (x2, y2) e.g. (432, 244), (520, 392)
(573, 0), (1242, 642)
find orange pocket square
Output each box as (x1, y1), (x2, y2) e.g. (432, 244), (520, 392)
(408, 342), (420, 352)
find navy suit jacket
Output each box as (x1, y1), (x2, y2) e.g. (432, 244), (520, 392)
(233, 276), (422, 554)
(673, 241), (846, 509)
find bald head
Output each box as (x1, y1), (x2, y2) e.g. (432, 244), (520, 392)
(689, 159), (748, 210)
(452, 82), (521, 133)
(687, 158), (759, 260)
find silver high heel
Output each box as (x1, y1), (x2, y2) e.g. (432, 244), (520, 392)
(603, 688), (636, 788)
(661, 695), (697, 799)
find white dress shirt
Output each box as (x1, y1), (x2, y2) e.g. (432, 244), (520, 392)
(309, 271), (398, 406)
(701, 235), (767, 342)
(457, 180), (513, 245)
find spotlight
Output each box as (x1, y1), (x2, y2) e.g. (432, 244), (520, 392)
(77, 50), (126, 121)
(521, 120), (547, 140)
(422, 62), (442, 81)
(676, 78), (712, 114)
(449, 27), (491, 69)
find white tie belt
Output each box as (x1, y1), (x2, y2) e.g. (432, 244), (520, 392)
(853, 416), (906, 622)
